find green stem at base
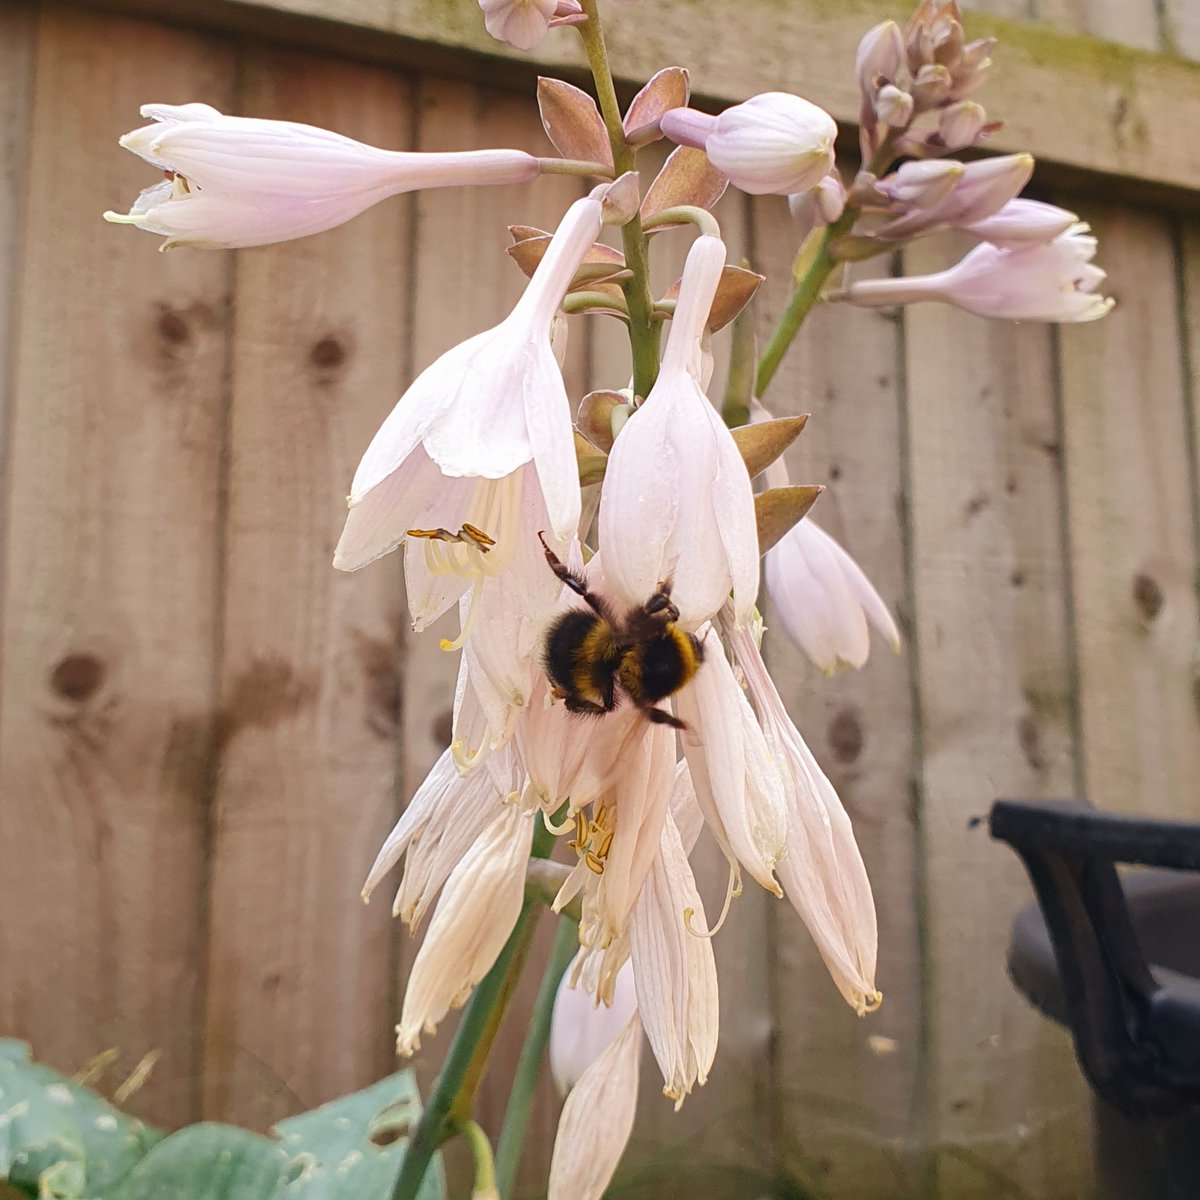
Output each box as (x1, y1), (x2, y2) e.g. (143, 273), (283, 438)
(457, 1118), (501, 1200)
(494, 916), (580, 1200)
(577, 0), (660, 398)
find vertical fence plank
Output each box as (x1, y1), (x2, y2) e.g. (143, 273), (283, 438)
(0, 9), (234, 1127)
(1057, 204), (1200, 819)
(902, 235), (1093, 1200)
(201, 52), (412, 1127)
(1179, 223), (1200, 546)
(1162, 1), (1200, 58)
(751, 208), (923, 1200)
(401, 77), (588, 1190)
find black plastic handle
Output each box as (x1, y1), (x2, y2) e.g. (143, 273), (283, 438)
(990, 799), (1200, 1117)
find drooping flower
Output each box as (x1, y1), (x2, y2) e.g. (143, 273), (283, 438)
(598, 234), (759, 628)
(959, 197), (1079, 248)
(335, 193), (604, 642)
(548, 974), (642, 1200)
(840, 222), (1114, 322)
(724, 615), (880, 1014)
(104, 103), (540, 250)
(765, 519), (901, 674)
(660, 93), (838, 197)
(394, 801), (534, 1055)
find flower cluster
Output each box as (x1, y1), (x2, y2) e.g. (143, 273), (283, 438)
(105, 1), (1110, 1197)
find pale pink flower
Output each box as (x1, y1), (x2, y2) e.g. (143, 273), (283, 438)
(875, 153), (1033, 240)
(765, 520), (900, 674)
(841, 223), (1114, 322)
(660, 93), (837, 197)
(335, 194), (604, 656)
(598, 235), (759, 627)
(478, 0), (583, 49)
(960, 198), (1079, 248)
(105, 103), (539, 249)
(725, 616), (880, 1014)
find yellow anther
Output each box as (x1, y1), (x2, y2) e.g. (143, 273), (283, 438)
(584, 852), (606, 874)
(460, 523), (496, 549)
(405, 524), (495, 554)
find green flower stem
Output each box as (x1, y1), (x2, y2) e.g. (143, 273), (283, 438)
(494, 915), (580, 1200)
(754, 213), (853, 399)
(537, 157), (615, 178)
(641, 204), (722, 238)
(577, 0), (660, 398)
(390, 820), (561, 1200)
(457, 1118), (501, 1200)
(754, 134), (901, 400)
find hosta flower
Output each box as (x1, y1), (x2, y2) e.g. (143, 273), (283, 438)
(765, 519), (900, 674)
(875, 153), (1033, 240)
(840, 222), (1114, 322)
(548, 970), (642, 1200)
(960, 198), (1079, 248)
(105, 103), (540, 250)
(660, 93), (837, 197)
(598, 234), (759, 627)
(479, 0), (583, 50)
(335, 194), (604, 640)
(394, 801), (534, 1054)
(725, 616), (880, 1014)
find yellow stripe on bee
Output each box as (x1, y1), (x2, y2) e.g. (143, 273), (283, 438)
(569, 622), (619, 700)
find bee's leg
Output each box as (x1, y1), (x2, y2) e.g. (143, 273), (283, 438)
(642, 704), (688, 731)
(537, 531), (612, 619)
(642, 589), (680, 622)
(563, 697), (610, 717)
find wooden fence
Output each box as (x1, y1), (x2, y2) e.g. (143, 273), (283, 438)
(1, 1), (1198, 1197)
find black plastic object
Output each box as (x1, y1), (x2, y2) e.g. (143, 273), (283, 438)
(990, 800), (1200, 1199)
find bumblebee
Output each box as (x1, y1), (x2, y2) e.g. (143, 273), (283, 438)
(538, 533), (703, 731)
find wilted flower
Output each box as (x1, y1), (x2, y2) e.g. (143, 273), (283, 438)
(765, 519), (900, 674)
(660, 93), (838, 196)
(104, 103), (540, 250)
(598, 234), (759, 627)
(840, 223), (1114, 322)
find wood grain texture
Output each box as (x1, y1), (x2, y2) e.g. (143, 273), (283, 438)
(1037, 0), (1161, 49)
(200, 51), (412, 1128)
(902, 235), (1092, 1199)
(0, 8), (234, 1127)
(1162, 0), (1200, 58)
(752, 205), (923, 1200)
(395, 76), (589, 1192)
(1179, 222), (1200, 557)
(1056, 205), (1200, 819)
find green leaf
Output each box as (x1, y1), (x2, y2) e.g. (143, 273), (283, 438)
(0, 1041), (444, 1200)
(0, 1040), (160, 1198)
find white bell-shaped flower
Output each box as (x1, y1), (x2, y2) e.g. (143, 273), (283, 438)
(765, 519), (900, 674)
(598, 234), (759, 628)
(105, 103), (540, 249)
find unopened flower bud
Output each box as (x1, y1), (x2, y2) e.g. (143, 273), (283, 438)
(875, 84), (914, 128)
(663, 93), (837, 197)
(855, 20), (904, 96)
(948, 37), (995, 98)
(938, 100), (986, 149)
(598, 171), (640, 225)
(960, 198), (1079, 248)
(911, 62), (952, 110)
(878, 159), (963, 208)
(877, 153), (1032, 240)
(788, 171), (847, 240)
(479, 0), (560, 50)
